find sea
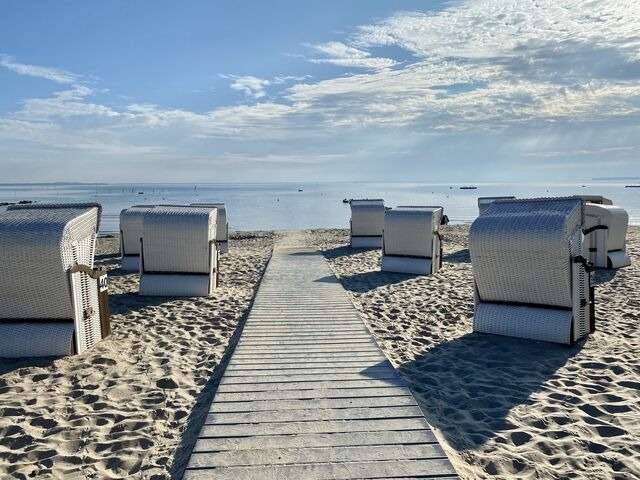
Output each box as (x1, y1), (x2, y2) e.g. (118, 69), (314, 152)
(0, 182), (639, 233)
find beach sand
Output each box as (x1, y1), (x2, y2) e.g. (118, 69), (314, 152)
(0, 226), (638, 479)
(305, 225), (640, 480)
(0, 232), (274, 479)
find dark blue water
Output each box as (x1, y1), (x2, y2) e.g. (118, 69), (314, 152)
(0, 182), (638, 232)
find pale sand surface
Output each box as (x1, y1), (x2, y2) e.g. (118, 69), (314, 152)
(1, 226), (638, 479)
(301, 226), (640, 480)
(0, 232), (274, 479)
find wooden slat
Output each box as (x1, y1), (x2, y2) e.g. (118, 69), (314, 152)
(188, 443), (446, 468)
(183, 246), (458, 479)
(206, 405), (425, 424)
(199, 417), (431, 437)
(193, 429), (438, 452)
(184, 459), (458, 479)
(209, 395), (417, 413)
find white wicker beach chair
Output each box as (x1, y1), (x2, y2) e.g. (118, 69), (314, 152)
(583, 203), (631, 268)
(350, 199), (385, 248)
(478, 196), (516, 216)
(381, 206), (443, 275)
(139, 206), (219, 296)
(0, 203), (110, 357)
(470, 197), (594, 345)
(575, 195), (613, 205)
(120, 205), (155, 271)
(191, 203), (229, 253)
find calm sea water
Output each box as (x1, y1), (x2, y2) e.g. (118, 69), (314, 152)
(0, 182), (638, 233)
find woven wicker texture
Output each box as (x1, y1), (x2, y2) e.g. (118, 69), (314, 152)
(0, 206), (100, 319)
(383, 207), (442, 258)
(477, 197), (516, 216)
(474, 303), (573, 344)
(8, 202), (103, 231)
(350, 199), (385, 237)
(470, 198), (583, 308)
(120, 206), (155, 256)
(142, 206), (217, 274)
(0, 322), (74, 357)
(190, 203), (228, 246)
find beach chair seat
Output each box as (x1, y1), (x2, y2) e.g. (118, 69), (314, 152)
(139, 206), (219, 296)
(575, 195), (613, 205)
(381, 206), (443, 275)
(191, 203), (229, 253)
(477, 196), (516, 216)
(584, 203), (631, 268)
(470, 197), (594, 344)
(119, 205), (155, 271)
(350, 199), (385, 248)
(0, 203), (110, 357)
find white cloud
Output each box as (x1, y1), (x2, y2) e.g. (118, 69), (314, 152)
(307, 41), (397, 69)
(1, 1), (640, 182)
(0, 54), (83, 84)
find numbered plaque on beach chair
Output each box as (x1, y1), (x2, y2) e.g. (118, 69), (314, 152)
(139, 206), (219, 296)
(584, 203), (631, 269)
(191, 203), (229, 253)
(478, 196), (516, 216)
(381, 206), (443, 275)
(470, 197), (594, 345)
(0, 203), (110, 357)
(350, 199), (385, 248)
(120, 205), (155, 271)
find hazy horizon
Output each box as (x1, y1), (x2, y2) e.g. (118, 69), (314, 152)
(1, 1), (639, 183)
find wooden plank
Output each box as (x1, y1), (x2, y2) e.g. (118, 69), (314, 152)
(233, 347), (381, 355)
(219, 370), (399, 385)
(188, 443), (446, 468)
(206, 405), (425, 424)
(230, 352), (387, 360)
(225, 360), (391, 370)
(209, 395), (417, 413)
(224, 365), (392, 376)
(198, 417), (431, 437)
(216, 378), (406, 393)
(184, 458), (457, 479)
(193, 429), (438, 452)
(212, 386), (413, 402)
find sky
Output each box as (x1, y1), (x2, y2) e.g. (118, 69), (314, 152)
(0, 0), (639, 183)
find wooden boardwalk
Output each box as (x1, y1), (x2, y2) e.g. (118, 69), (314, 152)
(183, 244), (458, 479)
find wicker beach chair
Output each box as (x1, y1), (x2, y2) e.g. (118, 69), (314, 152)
(381, 206), (443, 275)
(478, 196), (516, 216)
(191, 203), (229, 253)
(120, 205), (155, 271)
(0, 203), (110, 357)
(350, 199), (385, 248)
(470, 197), (594, 344)
(575, 195), (613, 205)
(584, 203), (631, 268)
(139, 206), (219, 296)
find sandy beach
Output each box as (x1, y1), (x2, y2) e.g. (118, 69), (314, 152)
(0, 226), (638, 479)
(0, 232), (274, 479)
(308, 225), (640, 480)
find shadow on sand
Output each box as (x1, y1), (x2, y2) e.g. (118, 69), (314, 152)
(108, 292), (176, 316)
(397, 332), (581, 451)
(443, 248), (470, 264)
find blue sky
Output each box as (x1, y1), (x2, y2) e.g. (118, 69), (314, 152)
(1, 0), (639, 182)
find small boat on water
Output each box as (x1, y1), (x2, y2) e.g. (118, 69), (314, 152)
(460, 186), (478, 190)
(625, 185), (640, 188)
(342, 198), (350, 204)
(298, 189), (303, 192)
